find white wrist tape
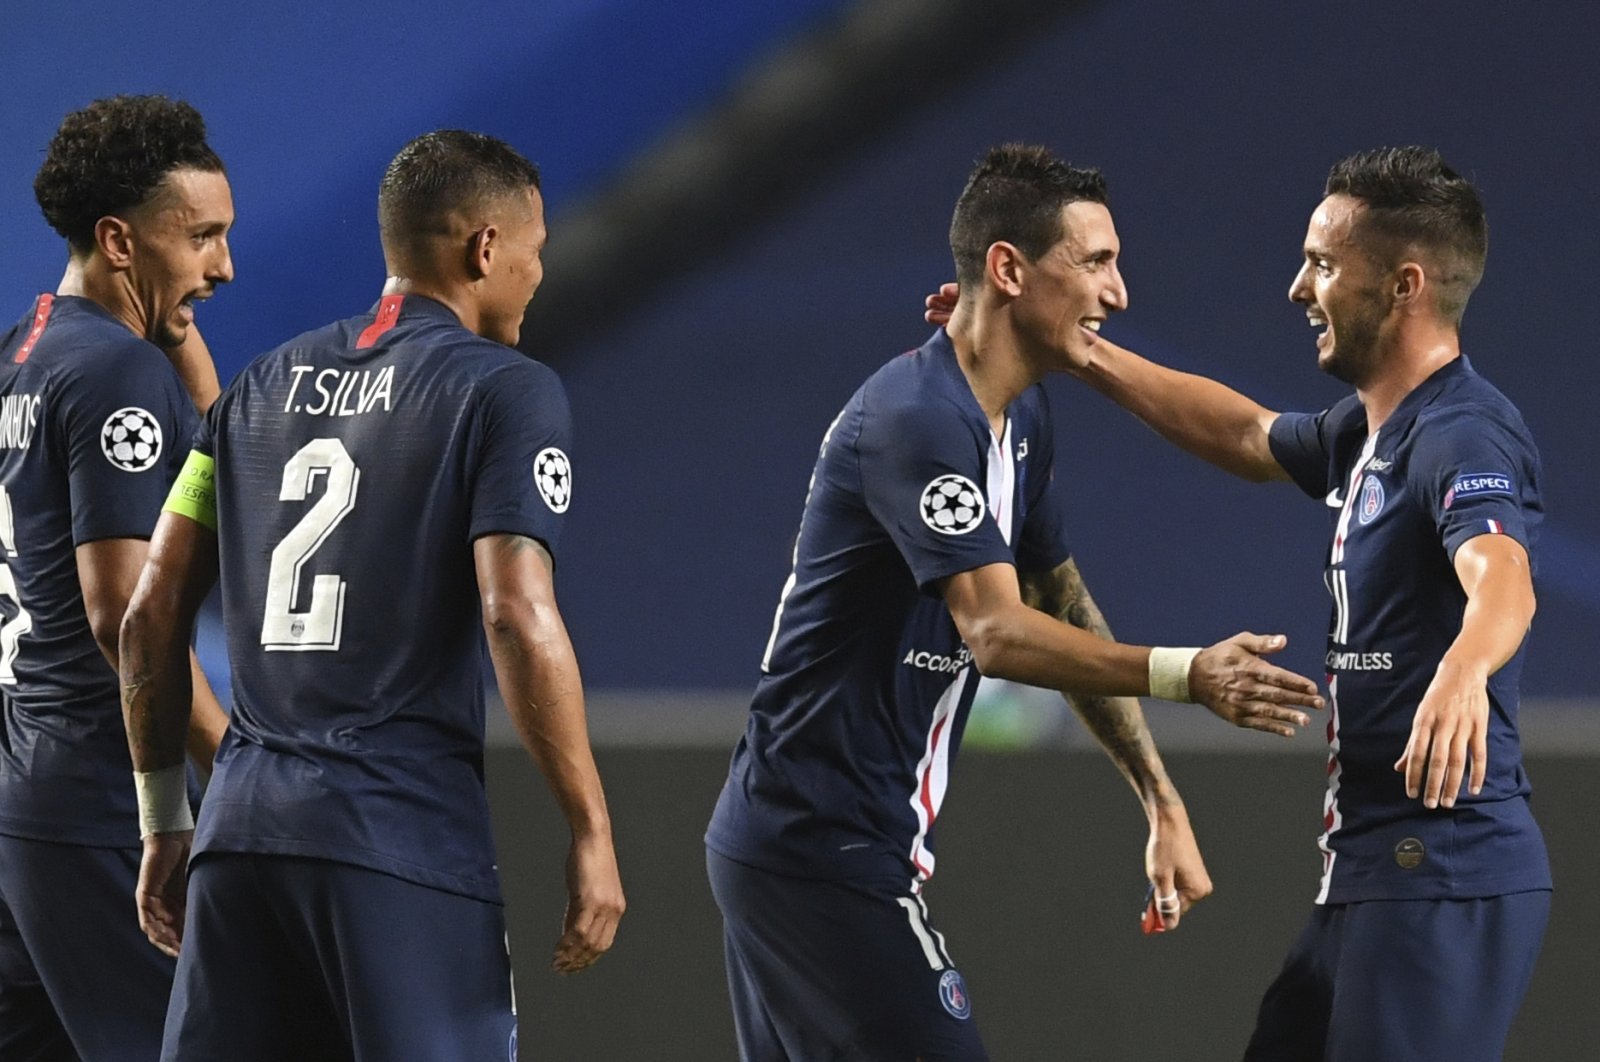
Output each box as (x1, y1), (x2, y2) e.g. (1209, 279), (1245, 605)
(134, 765), (194, 838)
(1148, 647), (1202, 703)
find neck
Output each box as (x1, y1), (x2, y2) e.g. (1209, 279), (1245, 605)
(1356, 320), (1461, 434)
(945, 302), (1042, 436)
(382, 274), (474, 330)
(55, 256), (145, 338)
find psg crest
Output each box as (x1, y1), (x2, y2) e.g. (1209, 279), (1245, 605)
(939, 969), (972, 1020)
(919, 474), (984, 536)
(1358, 475), (1384, 525)
(533, 447), (571, 513)
(100, 407), (163, 472)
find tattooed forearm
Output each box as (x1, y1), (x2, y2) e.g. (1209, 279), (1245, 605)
(120, 623), (193, 771)
(1021, 557), (1110, 638)
(1022, 558), (1177, 807)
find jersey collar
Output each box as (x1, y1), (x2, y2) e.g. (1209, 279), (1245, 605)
(1381, 354), (1473, 429)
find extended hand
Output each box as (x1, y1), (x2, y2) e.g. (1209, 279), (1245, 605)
(553, 829), (625, 973)
(137, 831), (193, 957)
(1144, 801), (1212, 931)
(1190, 633), (1324, 737)
(1394, 658), (1489, 808)
(924, 282), (958, 326)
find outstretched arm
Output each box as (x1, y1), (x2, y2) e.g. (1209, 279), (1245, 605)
(1394, 534), (1535, 807)
(118, 512), (220, 956)
(1020, 557), (1209, 927)
(1070, 339), (1287, 482)
(474, 533), (624, 974)
(940, 562), (1321, 728)
(924, 281), (1286, 482)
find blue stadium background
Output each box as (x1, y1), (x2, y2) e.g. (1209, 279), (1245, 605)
(3, 2), (1596, 1057)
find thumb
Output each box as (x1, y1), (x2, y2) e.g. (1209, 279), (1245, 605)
(1230, 631), (1287, 657)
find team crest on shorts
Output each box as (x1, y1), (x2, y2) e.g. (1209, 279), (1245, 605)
(100, 407), (162, 472)
(533, 447), (571, 513)
(938, 969), (972, 1020)
(1358, 475), (1384, 524)
(919, 474), (984, 535)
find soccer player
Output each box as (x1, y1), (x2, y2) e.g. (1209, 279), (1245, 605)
(119, 130), (624, 1061)
(705, 144), (1326, 1061)
(0, 96), (232, 1062)
(928, 146), (1549, 1060)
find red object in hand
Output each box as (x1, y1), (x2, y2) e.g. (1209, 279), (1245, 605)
(1141, 886), (1167, 935)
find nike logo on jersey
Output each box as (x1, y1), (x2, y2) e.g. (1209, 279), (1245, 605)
(1325, 489), (1345, 508)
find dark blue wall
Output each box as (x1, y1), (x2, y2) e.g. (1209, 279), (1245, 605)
(5, 2), (1595, 697)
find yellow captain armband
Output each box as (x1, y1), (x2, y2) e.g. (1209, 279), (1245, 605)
(162, 450), (218, 530)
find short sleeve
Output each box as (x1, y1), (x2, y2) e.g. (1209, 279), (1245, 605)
(1014, 392), (1072, 572)
(856, 396), (1014, 593)
(58, 347), (198, 545)
(1407, 408), (1541, 562)
(467, 360), (573, 557)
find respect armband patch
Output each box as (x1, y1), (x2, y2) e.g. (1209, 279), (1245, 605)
(1443, 471), (1514, 510)
(162, 450), (218, 530)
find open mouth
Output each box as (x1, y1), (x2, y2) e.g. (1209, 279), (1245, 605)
(1307, 309), (1328, 346)
(177, 291), (211, 324)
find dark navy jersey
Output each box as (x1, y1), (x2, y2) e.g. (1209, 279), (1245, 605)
(707, 330), (1073, 886)
(1268, 356), (1549, 902)
(0, 295), (196, 846)
(192, 294), (571, 902)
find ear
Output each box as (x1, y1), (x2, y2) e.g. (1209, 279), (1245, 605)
(464, 224), (498, 281)
(93, 216), (135, 270)
(984, 241), (1026, 297)
(1392, 260), (1426, 308)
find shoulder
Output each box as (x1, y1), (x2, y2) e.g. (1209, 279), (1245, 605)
(50, 315), (170, 381)
(1409, 372), (1535, 458)
(858, 345), (976, 445)
(1322, 392), (1366, 436)
(47, 323), (186, 417)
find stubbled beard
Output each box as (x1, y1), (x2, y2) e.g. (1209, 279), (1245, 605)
(1319, 303), (1385, 387)
(152, 318), (187, 350)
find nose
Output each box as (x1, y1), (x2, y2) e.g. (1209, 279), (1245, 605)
(1288, 261), (1311, 305)
(1102, 263), (1129, 312)
(209, 237), (235, 285)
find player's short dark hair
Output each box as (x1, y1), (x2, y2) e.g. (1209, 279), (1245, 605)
(378, 130), (541, 251)
(1324, 146), (1488, 324)
(949, 144), (1109, 289)
(33, 95), (225, 254)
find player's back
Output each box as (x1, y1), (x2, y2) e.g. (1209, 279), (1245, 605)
(0, 294), (194, 845)
(196, 293), (571, 901)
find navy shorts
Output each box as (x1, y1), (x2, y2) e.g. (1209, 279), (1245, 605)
(162, 853), (517, 1062)
(1244, 891), (1550, 1062)
(707, 847), (987, 1062)
(0, 834), (175, 1062)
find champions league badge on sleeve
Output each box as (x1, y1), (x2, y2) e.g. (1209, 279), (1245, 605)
(919, 474), (984, 535)
(938, 969), (973, 1020)
(1357, 475), (1385, 525)
(533, 447), (571, 513)
(100, 407), (163, 472)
